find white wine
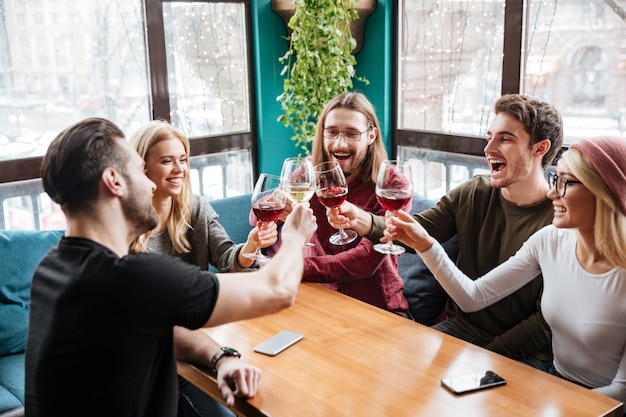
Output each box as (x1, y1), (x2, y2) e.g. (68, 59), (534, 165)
(286, 184), (315, 203)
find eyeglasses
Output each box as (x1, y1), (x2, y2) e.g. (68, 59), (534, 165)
(323, 127), (371, 142)
(547, 172), (583, 197)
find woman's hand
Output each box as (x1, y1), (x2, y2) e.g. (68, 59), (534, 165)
(255, 220), (278, 248)
(381, 209), (434, 253)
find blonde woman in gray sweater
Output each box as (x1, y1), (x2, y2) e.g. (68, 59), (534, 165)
(129, 120), (278, 417)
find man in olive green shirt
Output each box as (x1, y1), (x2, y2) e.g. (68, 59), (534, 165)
(328, 94), (563, 369)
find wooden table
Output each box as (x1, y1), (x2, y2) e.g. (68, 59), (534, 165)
(178, 283), (623, 417)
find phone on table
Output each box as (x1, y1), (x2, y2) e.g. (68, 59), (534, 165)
(441, 370), (506, 394)
(253, 330), (303, 356)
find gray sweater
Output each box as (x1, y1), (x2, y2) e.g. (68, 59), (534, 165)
(147, 195), (256, 272)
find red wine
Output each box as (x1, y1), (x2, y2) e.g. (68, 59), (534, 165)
(376, 189), (412, 211)
(253, 203), (284, 222)
(316, 187), (348, 208)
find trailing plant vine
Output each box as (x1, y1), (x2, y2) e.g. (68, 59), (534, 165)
(277, 0), (369, 154)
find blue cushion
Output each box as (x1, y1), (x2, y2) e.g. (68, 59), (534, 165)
(0, 230), (63, 356)
(398, 196), (458, 326)
(209, 194), (253, 245)
(0, 385), (21, 414)
(0, 354), (25, 409)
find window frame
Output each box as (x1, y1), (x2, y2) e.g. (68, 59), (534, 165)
(0, 0), (258, 183)
(392, 0), (525, 158)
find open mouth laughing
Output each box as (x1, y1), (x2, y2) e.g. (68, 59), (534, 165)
(489, 158), (506, 175)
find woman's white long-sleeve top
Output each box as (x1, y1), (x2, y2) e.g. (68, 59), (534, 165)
(420, 225), (626, 403)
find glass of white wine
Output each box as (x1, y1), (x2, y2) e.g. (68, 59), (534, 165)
(280, 157), (316, 204)
(281, 156), (316, 246)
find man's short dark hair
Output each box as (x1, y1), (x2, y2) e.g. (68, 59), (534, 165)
(495, 94), (564, 168)
(41, 118), (128, 214)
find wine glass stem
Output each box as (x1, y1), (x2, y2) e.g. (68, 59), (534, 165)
(386, 210), (394, 249)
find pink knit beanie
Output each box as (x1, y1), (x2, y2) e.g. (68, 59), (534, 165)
(570, 136), (626, 215)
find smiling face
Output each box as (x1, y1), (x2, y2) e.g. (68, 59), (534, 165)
(144, 136), (188, 199)
(323, 107), (377, 182)
(484, 112), (542, 189)
(548, 159), (596, 232)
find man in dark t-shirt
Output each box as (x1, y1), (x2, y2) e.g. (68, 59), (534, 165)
(25, 118), (316, 417)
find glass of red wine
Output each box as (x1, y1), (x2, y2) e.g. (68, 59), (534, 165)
(314, 161), (358, 245)
(243, 173), (286, 264)
(374, 160), (413, 255)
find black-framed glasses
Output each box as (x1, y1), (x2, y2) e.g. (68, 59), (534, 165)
(323, 127), (371, 142)
(547, 172), (583, 197)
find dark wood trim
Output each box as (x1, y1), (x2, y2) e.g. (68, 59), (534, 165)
(145, 0), (170, 121)
(396, 130), (486, 157)
(390, 0), (399, 158)
(0, 157), (43, 183)
(501, 0), (524, 95)
(189, 133), (254, 155)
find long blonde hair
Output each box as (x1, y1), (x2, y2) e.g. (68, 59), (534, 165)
(128, 120), (193, 254)
(311, 92), (388, 183)
(563, 148), (626, 269)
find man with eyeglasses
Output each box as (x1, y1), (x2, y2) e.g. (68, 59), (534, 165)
(329, 94), (564, 372)
(267, 92), (411, 316)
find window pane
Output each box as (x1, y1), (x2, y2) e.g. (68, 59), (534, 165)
(523, 0), (626, 144)
(0, 0), (150, 160)
(398, 0), (505, 136)
(163, 2), (250, 138)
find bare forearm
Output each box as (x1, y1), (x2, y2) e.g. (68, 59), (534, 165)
(174, 326), (218, 365)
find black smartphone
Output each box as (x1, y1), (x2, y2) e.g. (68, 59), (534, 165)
(253, 331), (304, 356)
(441, 370), (506, 394)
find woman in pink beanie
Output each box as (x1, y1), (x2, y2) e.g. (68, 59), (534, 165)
(385, 135), (626, 406)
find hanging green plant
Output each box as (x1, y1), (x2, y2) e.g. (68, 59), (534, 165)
(277, 0), (369, 154)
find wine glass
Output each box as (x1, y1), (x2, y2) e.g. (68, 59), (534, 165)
(280, 157), (316, 205)
(314, 161), (358, 245)
(243, 174), (286, 265)
(281, 157), (316, 246)
(374, 160), (413, 255)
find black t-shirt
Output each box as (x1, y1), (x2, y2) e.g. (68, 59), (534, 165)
(25, 237), (219, 417)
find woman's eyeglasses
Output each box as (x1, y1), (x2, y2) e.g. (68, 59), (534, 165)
(547, 172), (583, 197)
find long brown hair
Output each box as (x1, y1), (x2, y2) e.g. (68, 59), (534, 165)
(311, 92), (388, 183)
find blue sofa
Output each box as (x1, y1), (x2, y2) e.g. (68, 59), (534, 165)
(0, 192), (454, 413)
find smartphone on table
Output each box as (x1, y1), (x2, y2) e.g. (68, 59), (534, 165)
(441, 370), (506, 394)
(253, 330), (303, 356)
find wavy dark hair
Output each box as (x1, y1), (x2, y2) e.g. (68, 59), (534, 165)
(494, 94), (563, 169)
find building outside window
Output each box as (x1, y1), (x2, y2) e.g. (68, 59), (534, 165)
(397, 0), (626, 199)
(0, 0), (254, 230)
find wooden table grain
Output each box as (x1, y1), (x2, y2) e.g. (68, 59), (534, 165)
(178, 283), (623, 417)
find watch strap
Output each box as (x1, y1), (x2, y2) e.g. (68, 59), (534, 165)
(210, 346), (241, 372)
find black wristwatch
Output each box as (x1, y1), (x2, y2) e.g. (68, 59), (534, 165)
(210, 347), (241, 372)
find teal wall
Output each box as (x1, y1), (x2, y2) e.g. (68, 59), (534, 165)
(251, 0), (392, 177)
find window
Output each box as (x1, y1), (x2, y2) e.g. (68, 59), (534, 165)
(397, 0), (505, 136)
(396, 0), (626, 199)
(0, 0), (255, 230)
(522, 0), (626, 143)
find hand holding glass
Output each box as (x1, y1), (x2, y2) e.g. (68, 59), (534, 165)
(375, 160), (413, 254)
(314, 161), (358, 245)
(243, 174), (286, 265)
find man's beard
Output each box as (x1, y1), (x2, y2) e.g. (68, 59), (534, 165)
(122, 188), (158, 235)
(326, 148), (369, 181)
